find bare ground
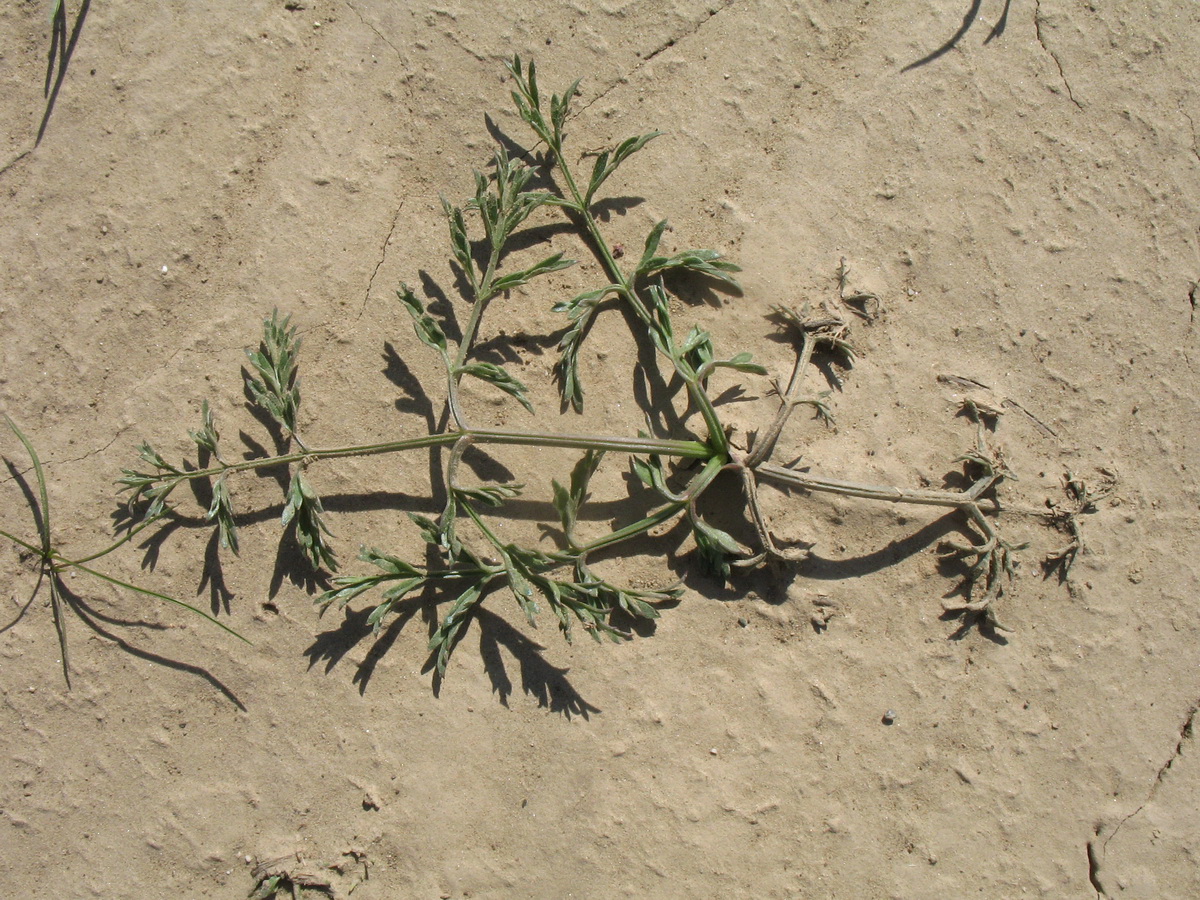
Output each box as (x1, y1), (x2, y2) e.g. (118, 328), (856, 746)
(2, 1), (1198, 897)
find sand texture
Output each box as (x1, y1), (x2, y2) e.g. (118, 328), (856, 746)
(2, 1), (1199, 897)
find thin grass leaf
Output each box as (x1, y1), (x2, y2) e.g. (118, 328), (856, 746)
(3, 414), (50, 553)
(72, 561), (250, 643)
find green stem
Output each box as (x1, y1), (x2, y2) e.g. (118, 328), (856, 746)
(146, 428), (714, 487)
(754, 464), (999, 509)
(550, 149), (728, 456)
(578, 454), (725, 555)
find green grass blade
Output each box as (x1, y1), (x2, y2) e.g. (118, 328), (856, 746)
(68, 561), (252, 644)
(3, 414), (51, 554)
(48, 575), (71, 688)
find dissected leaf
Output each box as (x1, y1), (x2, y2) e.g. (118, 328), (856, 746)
(205, 475), (238, 554)
(552, 449), (604, 545)
(282, 470), (337, 571)
(398, 285), (448, 353)
(245, 309), (303, 438)
(491, 252), (574, 294)
(639, 247), (742, 288)
(458, 362), (534, 413)
(188, 400), (220, 457)
(584, 132), (664, 206)
(453, 481), (523, 508)
(429, 580), (487, 676)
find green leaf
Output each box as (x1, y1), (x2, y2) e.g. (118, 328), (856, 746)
(458, 361), (534, 413)
(630, 448), (676, 501)
(639, 247), (742, 288)
(205, 475), (239, 555)
(550, 77), (582, 136)
(3, 416), (49, 552)
(645, 283), (675, 355)
(552, 285), (622, 411)
(691, 517), (746, 582)
(637, 219), (670, 275)
(245, 309), (303, 438)
(491, 252), (574, 294)
(552, 449), (603, 545)
(188, 400), (220, 456)
(429, 580), (487, 676)
(716, 351), (768, 375)
(397, 285), (447, 353)
(282, 470), (337, 571)
(360, 546), (423, 578)
(501, 549), (539, 626)
(442, 198), (475, 282)
(453, 481), (523, 508)
(584, 132), (664, 206)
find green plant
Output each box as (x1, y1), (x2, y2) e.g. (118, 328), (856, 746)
(4, 56), (1093, 685)
(0, 416), (246, 688)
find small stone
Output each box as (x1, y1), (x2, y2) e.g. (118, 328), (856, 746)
(882, 710), (896, 725)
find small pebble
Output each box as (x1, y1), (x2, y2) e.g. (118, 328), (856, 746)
(882, 710), (896, 726)
(737, 617), (749, 628)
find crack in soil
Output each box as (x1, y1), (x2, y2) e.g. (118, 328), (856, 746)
(1088, 699), (1199, 897)
(357, 200), (405, 323)
(581, 0), (738, 113)
(343, 0), (403, 62)
(1034, 0), (1082, 110)
(1181, 108), (1200, 164)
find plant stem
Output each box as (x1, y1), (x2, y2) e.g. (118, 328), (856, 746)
(549, 148), (729, 456)
(138, 428), (713, 489)
(754, 464), (999, 509)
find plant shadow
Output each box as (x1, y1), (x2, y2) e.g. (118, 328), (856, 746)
(901, 0), (1011, 73)
(37, 0), (92, 146)
(304, 591), (601, 718)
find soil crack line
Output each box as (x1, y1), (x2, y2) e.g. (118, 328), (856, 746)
(1089, 699), (1199, 896)
(581, 0), (739, 113)
(1034, 0), (1082, 110)
(1181, 107), (1200, 164)
(360, 199), (405, 321)
(343, 0), (402, 62)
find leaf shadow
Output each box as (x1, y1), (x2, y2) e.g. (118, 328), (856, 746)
(901, 0), (1011, 73)
(37, 0), (91, 146)
(55, 575), (247, 709)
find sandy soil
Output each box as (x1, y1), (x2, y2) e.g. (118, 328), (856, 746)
(2, 1), (1199, 897)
